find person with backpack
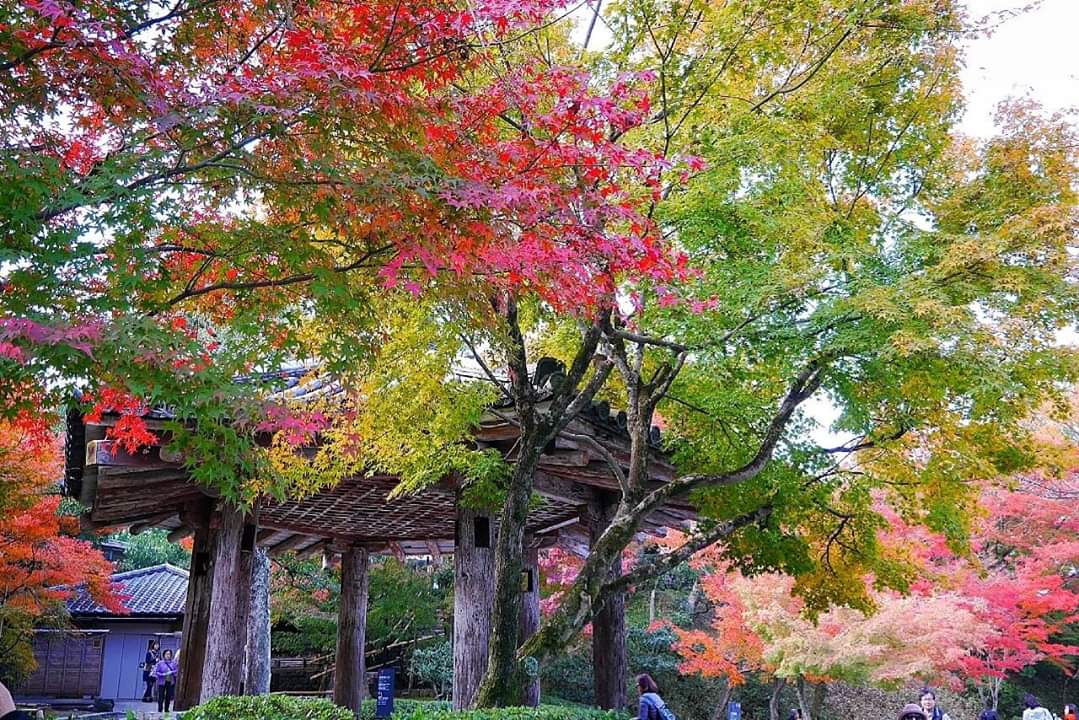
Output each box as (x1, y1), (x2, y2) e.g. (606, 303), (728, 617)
(637, 674), (676, 720)
(978, 698), (1000, 720)
(920, 688), (952, 720)
(1023, 694), (1055, 720)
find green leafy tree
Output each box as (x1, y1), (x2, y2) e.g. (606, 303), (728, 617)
(103, 530), (192, 571)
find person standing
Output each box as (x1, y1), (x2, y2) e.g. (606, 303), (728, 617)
(978, 698), (1000, 720)
(637, 674), (675, 720)
(1023, 694), (1055, 720)
(899, 704), (929, 720)
(0, 680), (32, 720)
(151, 649), (179, 713)
(920, 689), (951, 720)
(142, 639), (160, 703)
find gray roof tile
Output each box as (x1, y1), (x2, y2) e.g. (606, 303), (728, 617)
(68, 564), (188, 617)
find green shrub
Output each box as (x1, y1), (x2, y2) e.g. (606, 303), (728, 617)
(359, 698), (452, 717)
(185, 695), (354, 720)
(386, 705), (624, 720)
(188, 696), (624, 720)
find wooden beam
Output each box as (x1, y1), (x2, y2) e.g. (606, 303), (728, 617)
(85, 439), (178, 469)
(295, 539), (327, 559)
(267, 533), (314, 557)
(533, 516), (580, 537)
(425, 540), (442, 564)
(389, 541), (406, 563)
(255, 528), (280, 545)
(333, 545), (370, 713)
(167, 526), (193, 543)
(532, 471), (592, 507)
(130, 512), (175, 534)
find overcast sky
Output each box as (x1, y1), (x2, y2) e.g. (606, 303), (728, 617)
(960, 0), (1079, 138)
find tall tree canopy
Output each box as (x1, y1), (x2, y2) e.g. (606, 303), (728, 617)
(3, 0), (1078, 707)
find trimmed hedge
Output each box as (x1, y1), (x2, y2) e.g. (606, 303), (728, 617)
(184, 695), (354, 720)
(185, 695), (626, 720)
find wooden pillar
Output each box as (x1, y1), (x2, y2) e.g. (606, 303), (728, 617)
(200, 505), (248, 702)
(518, 543), (541, 708)
(591, 499), (627, 711)
(244, 545), (272, 695)
(333, 544), (370, 713)
(453, 505), (495, 710)
(176, 500), (214, 710)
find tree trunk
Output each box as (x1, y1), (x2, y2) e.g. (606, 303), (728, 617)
(200, 505), (248, 702)
(810, 682), (827, 720)
(176, 503), (215, 710)
(474, 442), (541, 708)
(710, 681), (733, 720)
(454, 504), (496, 710)
(244, 546), (272, 695)
(591, 498), (626, 711)
(795, 675), (811, 720)
(518, 503), (639, 665)
(334, 545), (370, 713)
(769, 677), (787, 720)
(518, 545), (541, 708)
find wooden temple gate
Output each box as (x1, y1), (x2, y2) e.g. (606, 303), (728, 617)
(66, 370), (693, 712)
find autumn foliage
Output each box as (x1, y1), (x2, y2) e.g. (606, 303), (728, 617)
(0, 420), (121, 685)
(668, 473), (1079, 705)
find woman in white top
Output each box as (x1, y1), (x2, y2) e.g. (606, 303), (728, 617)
(1022, 694), (1056, 720)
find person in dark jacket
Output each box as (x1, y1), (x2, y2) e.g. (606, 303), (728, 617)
(920, 688), (952, 720)
(978, 698), (1000, 720)
(0, 680), (32, 720)
(637, 673), (673, 720)
(142, 638), (160, 702)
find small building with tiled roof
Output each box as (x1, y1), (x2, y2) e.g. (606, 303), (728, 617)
(18, 564), (188, 704)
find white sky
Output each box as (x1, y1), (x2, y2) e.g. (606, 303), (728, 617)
(960, 0), (1079, 139)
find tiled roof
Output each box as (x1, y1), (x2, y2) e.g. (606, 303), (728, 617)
(68, 564), (188, 617)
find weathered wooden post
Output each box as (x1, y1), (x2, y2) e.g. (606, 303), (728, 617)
(519, 542), (541, 707)
(333, 544), (370, 713)
(244, 545), (272, 695)
(200, 505), (249, 701)
(176, 499), (215, 710)
(453, 504), (495, 710)
(591, 498), (627, 711)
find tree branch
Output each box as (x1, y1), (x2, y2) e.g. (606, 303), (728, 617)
(602, 505), (772, 595)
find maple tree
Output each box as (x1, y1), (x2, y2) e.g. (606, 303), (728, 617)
(0, 419), (120, 685)
(3, 0), (1079, 710)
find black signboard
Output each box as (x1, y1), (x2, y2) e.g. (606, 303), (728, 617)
(375, 667), (396, 718)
